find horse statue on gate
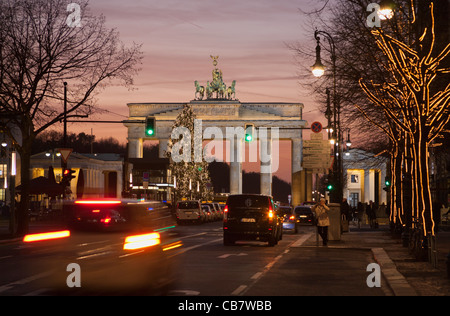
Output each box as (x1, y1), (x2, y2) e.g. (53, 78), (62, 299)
(226, 80), (236, 100)
(194, 81), (205, 100)
(193, 56), (238, 101)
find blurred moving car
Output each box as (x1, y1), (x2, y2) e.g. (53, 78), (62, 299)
(176, 200), (204, 224)
(294, 205), (316, 225)
(23, 199), (181, 295)
(223, 194), (282, 246)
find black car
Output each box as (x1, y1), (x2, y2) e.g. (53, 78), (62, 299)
(294, 205), (315, 225)
(223, 194), (282, 246)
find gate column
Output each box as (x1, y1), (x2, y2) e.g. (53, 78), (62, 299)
(229, 135), (243, 194)
(291, 138), (303, 206)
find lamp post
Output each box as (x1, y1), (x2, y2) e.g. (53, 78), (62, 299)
(311, 29), (343, 204)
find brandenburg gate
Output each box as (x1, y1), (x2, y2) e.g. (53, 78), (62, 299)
(124, 57), (311, 205)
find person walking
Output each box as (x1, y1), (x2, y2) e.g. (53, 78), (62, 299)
(312, 198), (330, 246)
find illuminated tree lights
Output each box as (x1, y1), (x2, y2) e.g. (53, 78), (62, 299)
(359, 2), (450, 237)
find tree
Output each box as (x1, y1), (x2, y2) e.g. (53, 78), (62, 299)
(166, 104), (213, 202)
(359, 1), (450, 237)
(0, 0), (142, 235)
(292, 0), (449, 240)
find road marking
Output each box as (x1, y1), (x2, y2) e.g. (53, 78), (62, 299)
(251, 272), (263, 280)
(231, 285), (247, 296)
(168, 290), (200, 296)
(170, 238), (222, 257)
(234, 233), (314, 296)
(290, 233), (313, 247)
(180, 232), (207, 239)
(0, 271), (52, 294)
(218, 253), (248, 259)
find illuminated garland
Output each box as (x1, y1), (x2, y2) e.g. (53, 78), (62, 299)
(359, 2), (450, 237)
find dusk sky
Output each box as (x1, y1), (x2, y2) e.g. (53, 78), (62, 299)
(66, 0), (328, 183)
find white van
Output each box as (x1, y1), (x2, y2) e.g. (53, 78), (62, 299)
(176, 200), (204, 224)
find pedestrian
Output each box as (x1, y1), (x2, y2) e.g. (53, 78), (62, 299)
(341, 198), (350, 232)
(341, 198), (350, 220)
(312, 198), (330, 246)
(368, 200), (378, 228)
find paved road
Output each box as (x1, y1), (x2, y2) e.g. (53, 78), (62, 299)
(0, 222), (388, 296)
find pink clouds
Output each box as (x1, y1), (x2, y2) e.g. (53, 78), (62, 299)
(65, 0), (327, 183)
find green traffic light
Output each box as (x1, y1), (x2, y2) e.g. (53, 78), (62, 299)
(147, 129), (154, 136)
(245, 134), (252, 142)
(327, 184), (334, 191)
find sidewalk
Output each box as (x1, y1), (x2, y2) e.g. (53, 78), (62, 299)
(314, 224), (450, 296)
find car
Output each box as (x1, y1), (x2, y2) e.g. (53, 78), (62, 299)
(294, 205), (316, 225)
(201, 204), (214, 222)
(176, 200), (205, 224)
(278, 205), (298, 233)
(223, 194), (282, 246)
(26, 199), (181, 295)
(202, 202), (220, 221)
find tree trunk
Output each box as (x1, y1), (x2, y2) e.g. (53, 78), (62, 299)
(412, 133), (434, 236)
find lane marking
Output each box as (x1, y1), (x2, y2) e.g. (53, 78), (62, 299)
(290, 233), (313, 247)
(0, 271), (52, 294)
(231, 285), (248, 296)
(251, 272), (263, 280)
(236, 233), (314, 296)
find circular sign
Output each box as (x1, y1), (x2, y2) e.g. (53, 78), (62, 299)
(311, 121), (323, 133)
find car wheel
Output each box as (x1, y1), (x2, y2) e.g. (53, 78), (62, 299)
(268, 236), (276, 247)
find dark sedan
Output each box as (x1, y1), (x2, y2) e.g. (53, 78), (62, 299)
(294, 206), (316, 225)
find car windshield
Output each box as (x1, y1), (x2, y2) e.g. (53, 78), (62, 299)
(178, 201), (199, 209)
(295, 207), (312, 215)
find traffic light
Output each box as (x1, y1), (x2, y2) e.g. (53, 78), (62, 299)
(63, 169), (76, 182)
(145, 117), (156, 137)
(327, 183), (334, 191)
(384, 176), (391, 192)
(245, 123), (254, 142)
(385, 176), (391, 187)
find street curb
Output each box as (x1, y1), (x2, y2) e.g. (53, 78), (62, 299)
(371, 247), (418, 296)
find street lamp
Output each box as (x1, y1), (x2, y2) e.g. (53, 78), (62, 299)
(346, 129), (352, 147)
(311, 29), (342, 204)
(311, 37), (325, 78)
(378, 0), (395, 20)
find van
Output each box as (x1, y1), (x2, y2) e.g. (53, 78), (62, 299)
(223, 194), (282, 246)
(176, 200), (204, 224)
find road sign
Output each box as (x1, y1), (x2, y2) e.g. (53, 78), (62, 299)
(58, 148), (73, 163)
(302, 134), (331, 170)
(311, 121), (323, 133)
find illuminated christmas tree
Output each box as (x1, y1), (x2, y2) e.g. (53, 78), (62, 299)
(166, 104), (213, 202)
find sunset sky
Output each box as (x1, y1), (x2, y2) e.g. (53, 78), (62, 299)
(66, 0), (329, 183)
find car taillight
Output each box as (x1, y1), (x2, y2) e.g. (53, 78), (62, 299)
(268, 207), (274, 223)
(75, 200), (121, 205)
(101, 217), (112, 224)
(23, 230), (70, 243)
(223, 205), (228, 223)
(289, 215), (295, 220)
(123, 232), (160, 250)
